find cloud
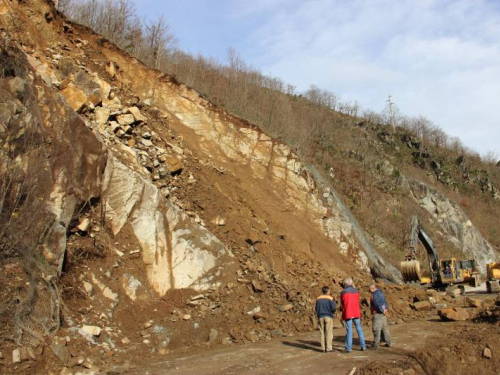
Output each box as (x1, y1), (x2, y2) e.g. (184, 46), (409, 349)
(241, 0), (500, 155)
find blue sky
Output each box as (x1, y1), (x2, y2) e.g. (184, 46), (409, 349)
(132, 0), (500, 157)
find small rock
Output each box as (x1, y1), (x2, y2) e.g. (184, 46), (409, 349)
(191, 294), (205, 301)
(82, 281), (93, 297)
(77, 217), (91, 232)
(283, 254), (293, 264)
(12, 348), (21, 364)
(121, 338), (130, 345)
(68, 357), (85, 368)
(81, 325), (102, 337)
(141, 138), (153, 147)
(209, 329), (218, 342)
(237, 278), (252, 284)
(245, 331), (259, 343)
(221, 337), (233, 346)
(142, 131), (152, 139)
(212, 216), (226, 226)
(106, 62), (116, 78)
(279, 304), (294, 312)
(251, 280), (264, 293)
(247, 306), (261, 316)
(483, 347), (492, 359)
(81, 359), (93, 369)
(158, 348), (169, 355)
(413, 301), (431, 311)
(182, 314), (192, 321)
(253, 312), (267, 320)
(143, 321), (153, 329)
(167, 143), (184, 155)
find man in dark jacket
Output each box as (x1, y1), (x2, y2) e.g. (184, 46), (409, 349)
(369, 284), (392, 349)
(315, 286), (336, 352)
(340, 278), (366, 353)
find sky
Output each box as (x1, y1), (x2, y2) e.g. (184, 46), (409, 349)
(132, 0), (500, 157)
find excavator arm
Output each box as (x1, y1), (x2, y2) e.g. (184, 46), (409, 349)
(401, 215), (441, 284)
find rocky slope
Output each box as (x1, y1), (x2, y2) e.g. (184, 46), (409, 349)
(0, 0), (499, 373)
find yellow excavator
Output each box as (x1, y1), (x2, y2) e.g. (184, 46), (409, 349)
(400, 216), (479, 289)
(486, 262), (500, 293)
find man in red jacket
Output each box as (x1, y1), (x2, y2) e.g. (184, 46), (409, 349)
(340, 278), (366, 353)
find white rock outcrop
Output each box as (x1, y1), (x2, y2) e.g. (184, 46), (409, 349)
(102, 155), (234, 296)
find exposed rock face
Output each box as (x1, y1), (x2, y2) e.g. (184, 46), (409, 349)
(408, 178), (498, 272)
(101, 48), (396, 280)
(0, 36), (106, 273)
(102, 155), (235, 295)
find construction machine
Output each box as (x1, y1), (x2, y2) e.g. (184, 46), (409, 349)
(486, 262), (500, 293)
(400, 215), (479, 289)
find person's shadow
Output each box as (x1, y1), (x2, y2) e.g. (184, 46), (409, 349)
(281, 340), (324, 353)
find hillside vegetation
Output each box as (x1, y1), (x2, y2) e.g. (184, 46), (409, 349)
(60, 0), (500, 263)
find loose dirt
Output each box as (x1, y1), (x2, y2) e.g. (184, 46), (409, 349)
(128, 320), (453, 375)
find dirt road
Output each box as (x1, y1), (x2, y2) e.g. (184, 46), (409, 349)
(130, 320), (446, 375)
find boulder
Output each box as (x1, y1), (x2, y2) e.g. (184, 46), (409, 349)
(413, 301), (431, 311)
(60, 83), (87, 112)
(127, 107), (147, 123)
(465, 297), (482, 308)
(412, 289), (430, 302)
(117, 114), (135, 126)
(165, 156), (183, 174)
(94, 107), (110, 129)
(426, 289), (442, 303)
(49, 342), (71, 365)
(81, 325), (102, 337)
(438, 308), (470, 322)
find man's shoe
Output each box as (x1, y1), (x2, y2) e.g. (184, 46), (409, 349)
(370, 345), (379, 350)
(343, 350), (352, 354)
(361, 347), (366, 351)
(385, 343), (393, 348)
(326, 349), (333, 353)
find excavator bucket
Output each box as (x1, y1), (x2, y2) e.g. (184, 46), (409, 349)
(401, 260), (422, 283)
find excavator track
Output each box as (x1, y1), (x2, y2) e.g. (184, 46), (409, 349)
(401, 260), (422, 283)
